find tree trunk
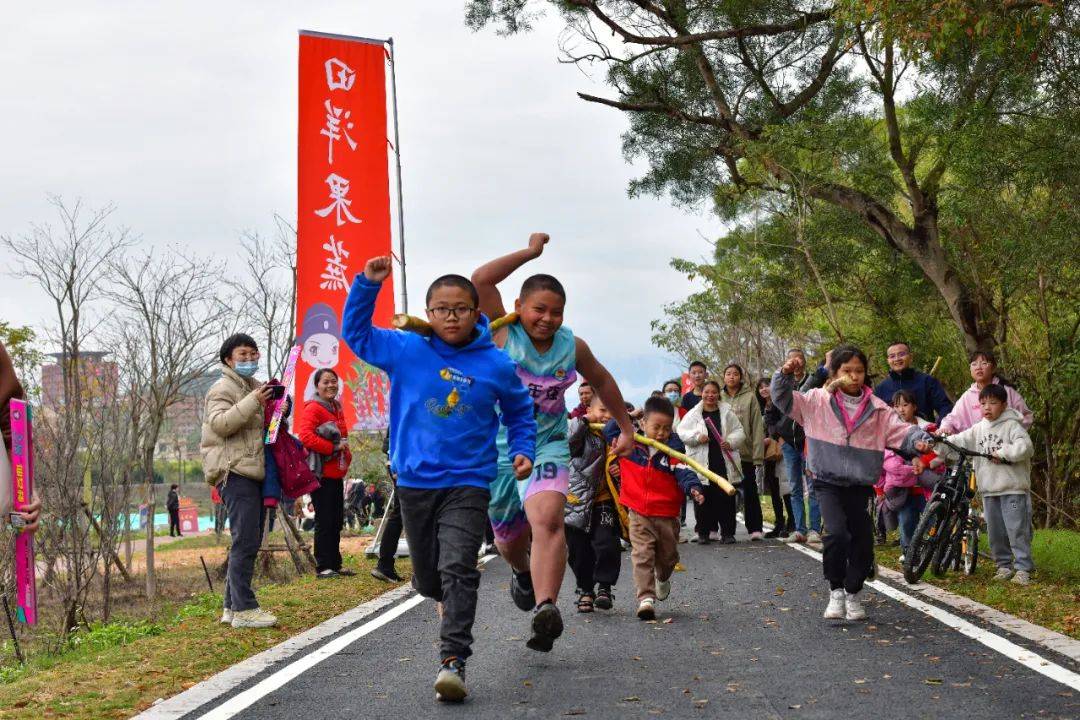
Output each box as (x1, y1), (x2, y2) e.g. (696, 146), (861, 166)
(144, 479), (157, 600)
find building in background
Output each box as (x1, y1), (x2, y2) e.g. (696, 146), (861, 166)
(40, 351), (119, 411)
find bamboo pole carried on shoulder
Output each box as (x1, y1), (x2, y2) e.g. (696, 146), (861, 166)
(391, 312), (519, 336)
(589, 424), (736, 495)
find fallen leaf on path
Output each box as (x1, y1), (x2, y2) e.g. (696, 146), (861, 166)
(694, 699), (709, 707)
(663, 618), (674, 624)
(924, 678), (943, 685)
(789, 705), (801, 710)
(854, 679), (868, 684)
(623, 696), (640, 702)
(563, 710), (586, 716)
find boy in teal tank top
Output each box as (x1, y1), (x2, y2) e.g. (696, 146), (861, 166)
(473, 232), (636, 653)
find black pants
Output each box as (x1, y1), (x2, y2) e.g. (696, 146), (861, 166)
(220, 473), (262, 611)
(816, 482), (875, 593)
(397, 485), (488, 661)
(762, 459), (787, 530)
(739, 461), (763, 533)
(694, 482), (722, 537)
(716, 462), (763, 536)
(311, 478), (344, 573)
(566, 501), (622, 593)
(168, 508), (181, 536)
(377, 479), (404, 574)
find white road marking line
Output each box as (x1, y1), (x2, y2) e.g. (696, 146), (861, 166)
(190, 554), (499, 720)
(874, 563), (1080, 663)
(133, 583), (416, 720)
(784, 539), (1080, 690)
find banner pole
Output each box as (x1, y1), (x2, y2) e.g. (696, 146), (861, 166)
(387, 37), (408, 314)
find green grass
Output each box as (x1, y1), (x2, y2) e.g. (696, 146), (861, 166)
(0, 556), (411, 719)
(760, 495), (1080, 639)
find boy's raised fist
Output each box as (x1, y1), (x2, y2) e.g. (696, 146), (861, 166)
(527, 232), (549, 256)
(364, 256), (392, 283)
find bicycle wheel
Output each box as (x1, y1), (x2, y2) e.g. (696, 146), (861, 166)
(931, 511), (962, 577)
(904, 500), (949, 584)
(962, 525), (979, 575)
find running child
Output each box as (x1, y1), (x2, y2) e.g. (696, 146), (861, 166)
(472, 232), (636, 653)
(921, 384), (1035, 584)
(342, 256), (537, 702)
(566, 395), (622, 612)
(605, 396), (705, 620)
(771, 345), (929, 622)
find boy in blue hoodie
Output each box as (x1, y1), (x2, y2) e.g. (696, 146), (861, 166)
(342, 256), (536, 703)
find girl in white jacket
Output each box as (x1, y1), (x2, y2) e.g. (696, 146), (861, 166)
(678, 380), (746, 543)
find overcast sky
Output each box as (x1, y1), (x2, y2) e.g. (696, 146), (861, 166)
(0, 1), (723, 401)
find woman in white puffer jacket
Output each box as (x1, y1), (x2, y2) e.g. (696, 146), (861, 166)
(678, 380), (745, 544)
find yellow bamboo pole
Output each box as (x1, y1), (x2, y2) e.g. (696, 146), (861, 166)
(928, 355), (943, 377)
(589, 424), (736, 495)
(391, 311), (519, 335)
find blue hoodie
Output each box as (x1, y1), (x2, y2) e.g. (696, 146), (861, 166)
(341, 275), (536, 491)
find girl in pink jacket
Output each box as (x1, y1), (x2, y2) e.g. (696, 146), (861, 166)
(771, 345), (929, 623)
(940, 350), (1033, 434)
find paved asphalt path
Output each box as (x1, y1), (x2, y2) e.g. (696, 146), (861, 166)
(179, 525), (1079, 719)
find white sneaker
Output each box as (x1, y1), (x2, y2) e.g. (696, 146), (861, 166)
(231, 607), (278, 628)
(656, 575), (671, 601)
(898, 554), (906, 565)
(845, 591), (866, 621)
(749, 531), (763, 541)
(784, 532), (807, 544)
(823, 589), (846, 619)
(1011, 570), (1032, 586)
(219, 608), (234, 625)
(636, 598), (657, 620)
(708, 531), (720, 541)
(993, 567), (1015, 581)
(807, 531), (822, 544)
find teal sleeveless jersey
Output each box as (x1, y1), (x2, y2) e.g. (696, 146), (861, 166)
(496, 321), (577, 466)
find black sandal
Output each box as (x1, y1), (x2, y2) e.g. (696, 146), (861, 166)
(576, 593), (595, 613)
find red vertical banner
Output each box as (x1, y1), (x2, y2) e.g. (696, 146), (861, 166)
(297, 31), (393, 432)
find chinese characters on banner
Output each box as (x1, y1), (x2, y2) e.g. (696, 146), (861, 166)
(297, 32), (393, 431)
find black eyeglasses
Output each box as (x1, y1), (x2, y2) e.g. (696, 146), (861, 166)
(426, 306), (476, 320)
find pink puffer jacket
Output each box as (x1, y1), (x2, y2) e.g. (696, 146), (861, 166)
(771, 372), (930, 487)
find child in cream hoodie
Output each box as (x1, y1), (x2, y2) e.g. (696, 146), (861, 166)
(924, 384), (1035, 585)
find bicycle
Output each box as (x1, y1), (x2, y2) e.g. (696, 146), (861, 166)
(902, 436), (1005, 584)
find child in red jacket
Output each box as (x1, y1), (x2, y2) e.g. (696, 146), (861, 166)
(605, 396), (705, 620)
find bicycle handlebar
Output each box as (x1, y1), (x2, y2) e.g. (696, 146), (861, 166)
(929, 434), (1011, 465)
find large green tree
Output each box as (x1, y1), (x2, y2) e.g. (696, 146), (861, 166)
(467, 0), (1077, 352)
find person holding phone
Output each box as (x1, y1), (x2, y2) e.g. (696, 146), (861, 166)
(200, 333), (278, 629)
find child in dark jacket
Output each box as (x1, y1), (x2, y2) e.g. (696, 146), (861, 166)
(342, 256), (537, 703)
(565, 396), (621, 613)
(605, 396), (705, 621)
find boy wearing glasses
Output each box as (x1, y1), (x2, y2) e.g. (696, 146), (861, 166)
(872, 341), (953, 423)
(342, 256), (537, 702)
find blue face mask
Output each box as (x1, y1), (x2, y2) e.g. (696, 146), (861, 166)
(666, 391), (680, 404)
(234, 361), (259, 378)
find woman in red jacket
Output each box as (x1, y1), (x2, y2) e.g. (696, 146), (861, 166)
(298, 368), (354, 578)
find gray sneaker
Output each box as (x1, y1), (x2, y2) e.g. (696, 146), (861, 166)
(807, 530), (823, 544)
(1011, 570), (1032, 586)
(219, 608), (234, 625)
(993, 567), (1015, 581)
(231, 607), (278, 629)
